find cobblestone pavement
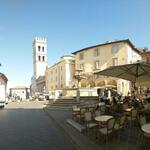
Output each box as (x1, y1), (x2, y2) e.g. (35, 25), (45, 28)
(0, 101), (75, 150)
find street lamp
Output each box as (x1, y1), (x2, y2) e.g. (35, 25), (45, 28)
(74, 69), (85, 102)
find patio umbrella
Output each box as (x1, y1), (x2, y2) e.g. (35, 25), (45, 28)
(94, 61), (150, 83)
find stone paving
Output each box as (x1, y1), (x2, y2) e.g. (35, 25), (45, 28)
(2, 101), (150, 150)
(0, 101), (75, 150)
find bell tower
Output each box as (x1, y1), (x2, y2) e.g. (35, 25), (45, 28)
(33, 37), (47, 79)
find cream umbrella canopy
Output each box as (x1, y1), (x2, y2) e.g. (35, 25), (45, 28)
(94, 61), (150, 83)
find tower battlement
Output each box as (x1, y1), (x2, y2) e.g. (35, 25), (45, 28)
(33, 37), (47, 44)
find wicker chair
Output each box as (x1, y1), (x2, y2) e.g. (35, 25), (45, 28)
(84, 111), (98, 133)
(138, 115), (150, 145)
(114, 115), (126, 139)
(94, 110), (102, 117)
(139, 115), (146, 126)
(127, 109), (138, 127)
(79, 107), (87, 123)
(100, 105), (106, 115)
(98, 117), (116, 142)
(114, 115), (126, 130)
(72, 105), (80, 121)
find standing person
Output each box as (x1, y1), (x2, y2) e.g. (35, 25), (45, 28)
(97, 88), (101, 102)
(104, 88), (108, 98)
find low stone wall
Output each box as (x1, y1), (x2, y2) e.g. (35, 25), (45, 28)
(65, 88), (98, 97)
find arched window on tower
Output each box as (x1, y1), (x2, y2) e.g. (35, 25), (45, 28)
(42, 47), (44, 52)
(38, 56), (41, 61)
(38, 46), (41, 51)
(42, 56), (45, 61)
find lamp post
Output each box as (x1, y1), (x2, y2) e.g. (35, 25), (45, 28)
(74, 69), (84, 102)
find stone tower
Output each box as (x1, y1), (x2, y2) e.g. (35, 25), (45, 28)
(31, 37), (47, 95)
(32, 37), (47, 79)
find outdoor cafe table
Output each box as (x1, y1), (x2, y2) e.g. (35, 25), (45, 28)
(73, 107), (80, 112)
(142, 123), (150, 134)
(95, 115), (113, 122)
(98, 102), (105, 106)
(124, 108), (133, 112)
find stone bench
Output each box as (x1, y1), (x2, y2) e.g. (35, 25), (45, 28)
(66, 119), (85, 133)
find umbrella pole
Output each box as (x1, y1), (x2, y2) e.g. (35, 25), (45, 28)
(131, 82), (139, 96)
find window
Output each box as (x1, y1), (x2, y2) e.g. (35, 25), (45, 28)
(94, 60), (100, 69)
(112, 58), (118, 66)
(38, 56), (41, 61)
(79, 53), (84, 60)
(80, 64), (84, 70)
(111, 44), (119, 53)
(42, 56), (45, 61)
(42, 47), (44, 52)
(38, 46), (41, 51)
(93, 48), (100, 57)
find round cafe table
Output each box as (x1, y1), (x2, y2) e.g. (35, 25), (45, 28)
(98, 102), (105, 106)
(73, 107), (80, 112)
(95, 115), (113, 122)
(125, 108), (133, 112)
(142, 123), (150, 134)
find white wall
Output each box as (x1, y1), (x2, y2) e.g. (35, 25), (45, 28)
(0, 85), (6, 101)
(11, 89), (27, 100)
(65, 61), (71, 87)
(127, 46), (142, 63)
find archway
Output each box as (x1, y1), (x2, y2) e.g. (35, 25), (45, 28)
(96, 81), (106, 87)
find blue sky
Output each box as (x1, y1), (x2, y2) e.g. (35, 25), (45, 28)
(0, 0), (150, 88)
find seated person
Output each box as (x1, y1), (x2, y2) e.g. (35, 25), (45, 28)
(111, 96), (118, 105)
(123, 96), (130, 103)
(105, 98), (111, 105)
(143, 94), (149, 104)
(111, 97), (118, 112)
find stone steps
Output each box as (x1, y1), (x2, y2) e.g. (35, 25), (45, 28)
(46, 105), (73, 110)
(47, 96), (99, 110)
(54, 101), (79, 104)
